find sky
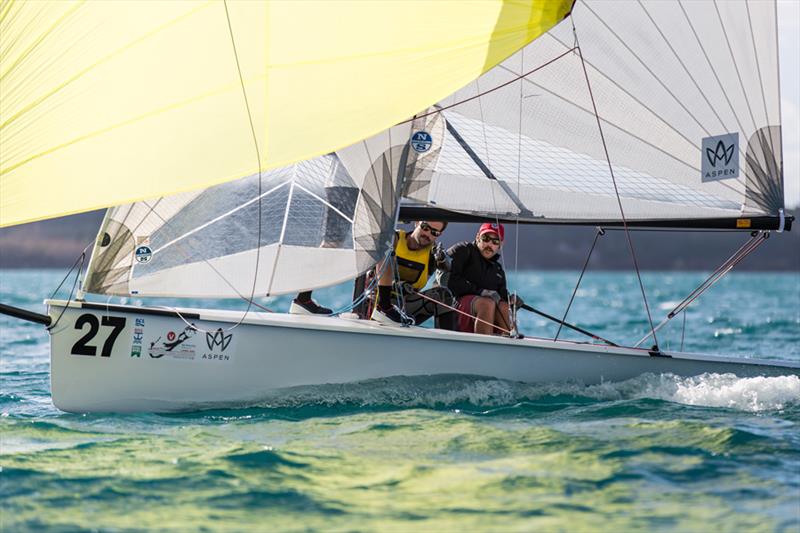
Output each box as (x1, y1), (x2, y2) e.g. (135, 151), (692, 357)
(779, 0), (800, 208)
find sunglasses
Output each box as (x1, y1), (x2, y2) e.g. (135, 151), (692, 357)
(419, 222), (443, 237)
(479, 234), (501, 245)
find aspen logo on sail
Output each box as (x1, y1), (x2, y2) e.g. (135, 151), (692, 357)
(701, 133), (739, 182)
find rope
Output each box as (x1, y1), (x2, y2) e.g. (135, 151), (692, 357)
(573, 22), (660, 350)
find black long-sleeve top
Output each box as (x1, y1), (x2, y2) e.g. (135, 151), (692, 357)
(446, 241), (509, 300)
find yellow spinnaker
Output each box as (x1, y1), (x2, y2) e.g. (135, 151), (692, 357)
(0, 0), (573, 227)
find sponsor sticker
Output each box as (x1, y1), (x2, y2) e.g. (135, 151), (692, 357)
(131, 324), (236, 363)
(201, 328), (235, 363)
(701, 133), (739, 182)
(148, 325), (197, 360)
(410, 131), (433, 153)
(131, 317), (145, 357)
(134, 245), (153, 264)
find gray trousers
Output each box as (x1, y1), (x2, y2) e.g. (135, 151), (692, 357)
(399, 286), (457, 330)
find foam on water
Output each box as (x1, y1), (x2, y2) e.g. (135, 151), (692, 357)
(250, 373), (800, 414)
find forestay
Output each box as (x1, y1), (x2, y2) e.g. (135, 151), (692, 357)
(84, 126), (411, 298)
(402, 0), (784, 226)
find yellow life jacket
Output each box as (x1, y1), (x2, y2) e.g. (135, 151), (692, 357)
(394, 230), (432, 290)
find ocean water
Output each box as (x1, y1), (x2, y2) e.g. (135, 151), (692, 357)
(1, 269), (799, 531)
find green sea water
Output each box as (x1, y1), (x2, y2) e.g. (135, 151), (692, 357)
(1, 270), (799, 531)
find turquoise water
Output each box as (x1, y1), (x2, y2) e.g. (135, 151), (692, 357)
(1, 270), (799, 531)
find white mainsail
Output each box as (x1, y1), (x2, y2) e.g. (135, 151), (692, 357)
(403, 0), (784, 225)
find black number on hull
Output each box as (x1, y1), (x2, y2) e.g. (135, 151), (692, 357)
(70, 314), (127, 357)
(100, 316), (126, 357)
(72, 314), (99, 356)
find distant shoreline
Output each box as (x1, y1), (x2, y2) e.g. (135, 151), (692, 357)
(1, 210), (798, 271)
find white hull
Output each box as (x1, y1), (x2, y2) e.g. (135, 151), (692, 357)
(46, 300), (800, 413)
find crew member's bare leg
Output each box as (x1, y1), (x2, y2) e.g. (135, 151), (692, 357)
(376, 258), (393, 287)
(473, 296), (497, 335)
(494, 301), (512, 333)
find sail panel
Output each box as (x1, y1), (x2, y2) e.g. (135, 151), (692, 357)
(0, 0), (574, 227)
(84, 125), (412, 298)
(402, 0), (784, 226)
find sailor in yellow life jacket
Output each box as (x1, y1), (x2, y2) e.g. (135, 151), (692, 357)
(371, 221), (456, 329)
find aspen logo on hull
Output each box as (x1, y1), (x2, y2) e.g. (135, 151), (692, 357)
(201, 328), (235, 363)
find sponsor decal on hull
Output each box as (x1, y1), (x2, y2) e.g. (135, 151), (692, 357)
(201, 328), (235, 363)
(148, 325), (197, 360)
(131, 317), (145, 357)
(129, 321), (237, 363)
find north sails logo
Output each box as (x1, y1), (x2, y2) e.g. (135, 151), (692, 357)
(206, 328), (232, 351)
(705, 140), (735, 167)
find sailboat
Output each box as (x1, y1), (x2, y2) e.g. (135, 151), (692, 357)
(1, 0), (797, 413)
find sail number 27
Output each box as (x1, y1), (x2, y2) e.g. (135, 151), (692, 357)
(71, 314), (126, 357)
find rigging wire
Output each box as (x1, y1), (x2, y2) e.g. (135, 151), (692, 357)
(402, 48), (577, 126)
(634, 230), (769, 348)
(45, 242), (91, 331)
(572, 19), (660, 351)
(554, 228), (603, 342)
(220, 0), (264, 329)
(511, 46), (525, 334)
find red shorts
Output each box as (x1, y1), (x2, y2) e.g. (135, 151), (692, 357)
(456, 295), (479, 332)
(456, 295), (508, 334)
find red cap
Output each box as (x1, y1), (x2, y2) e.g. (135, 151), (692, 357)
(477, 222), (504, 241)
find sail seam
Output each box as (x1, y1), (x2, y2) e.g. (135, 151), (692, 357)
(713, 0), (759, 136)
(581, 2), (715, 140)
(573, 3), (745, 196)
(744, 1), (778, 183)
(677, 1), (748, 139)
(636, 1), (729, 134)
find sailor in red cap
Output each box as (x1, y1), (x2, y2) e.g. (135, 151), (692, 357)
(445, 222), (522, 335)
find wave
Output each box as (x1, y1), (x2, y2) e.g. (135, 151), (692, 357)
(228, 373), (800, 415)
